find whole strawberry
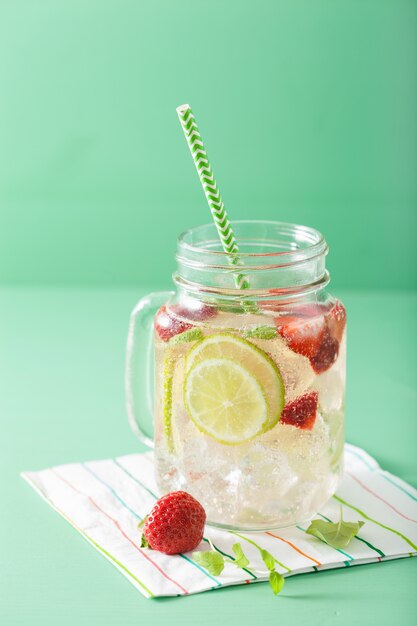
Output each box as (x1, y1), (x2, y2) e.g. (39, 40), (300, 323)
(141, 491), (206, 555)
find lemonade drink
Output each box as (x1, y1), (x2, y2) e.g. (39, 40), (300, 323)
(153, 296), (346, 530)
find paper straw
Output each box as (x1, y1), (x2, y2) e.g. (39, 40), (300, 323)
(176, 104), (249, 291)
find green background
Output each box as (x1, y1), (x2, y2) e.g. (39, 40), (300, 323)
(1, 1), (416, 625)
(0, 0), (416, 289)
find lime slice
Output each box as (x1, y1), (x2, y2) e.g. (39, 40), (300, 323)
(184, 357), (269, 444)
(162, 350), (175, 453)
(185, 334), (284, 431)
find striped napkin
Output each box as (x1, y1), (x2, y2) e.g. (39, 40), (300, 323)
(22, 444), (417, 598)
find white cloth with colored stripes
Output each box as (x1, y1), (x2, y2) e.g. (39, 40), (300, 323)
(22, 444), (417, 598)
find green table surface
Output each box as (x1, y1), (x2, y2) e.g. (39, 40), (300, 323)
(1, 286), (416, 625)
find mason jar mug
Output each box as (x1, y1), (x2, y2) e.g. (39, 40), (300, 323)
(125, 221), (346, 530)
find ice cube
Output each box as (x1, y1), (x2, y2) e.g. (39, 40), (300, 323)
(313, 367), (345, 414)
(240, 442), (298, 498)
(262, 413), (331, 481)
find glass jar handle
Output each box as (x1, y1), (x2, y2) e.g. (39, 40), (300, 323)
(125, 290), (174, 449)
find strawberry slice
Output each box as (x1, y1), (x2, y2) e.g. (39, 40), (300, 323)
(154, 306), (193, 342)
(275, 314), (325, 359)
(154, 302), (217, 342)
(280, 391), (318, 430)
(326, 301), (346, 343)
(310, 328), (339, 374)
(275, 301), (344, 374)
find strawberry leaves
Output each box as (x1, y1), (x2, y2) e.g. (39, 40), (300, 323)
(269, 570), (285, 595)
(193, 539), (285, 596)
(260, 549), (275, 571)
(306, 507), (364, 549)
(259, 548), (285, 595)
(232, 542), (250, 568)
(192, 550), (225, 576)
(306, 519), (364, 549)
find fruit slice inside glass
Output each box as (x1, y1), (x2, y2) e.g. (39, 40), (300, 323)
(185, 334), (285, 432)
(184, 357), (269, 444)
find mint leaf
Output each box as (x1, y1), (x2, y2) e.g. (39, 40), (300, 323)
(306, 518), (365, 549)
(260, 549), (276, 571)
(140, 534), (150, 548)
(232, 542), (250, 569)
(170, 328), (204, 344)
(269, 570), (285, 595)
(244, 326), (277, 340)
(192, 550), (225, 576)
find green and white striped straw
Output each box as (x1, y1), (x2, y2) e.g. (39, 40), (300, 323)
(176, 104), (250, 291)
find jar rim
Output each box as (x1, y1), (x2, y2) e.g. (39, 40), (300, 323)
(175, 220), (329, 299)
(177, 219), (328, 262)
